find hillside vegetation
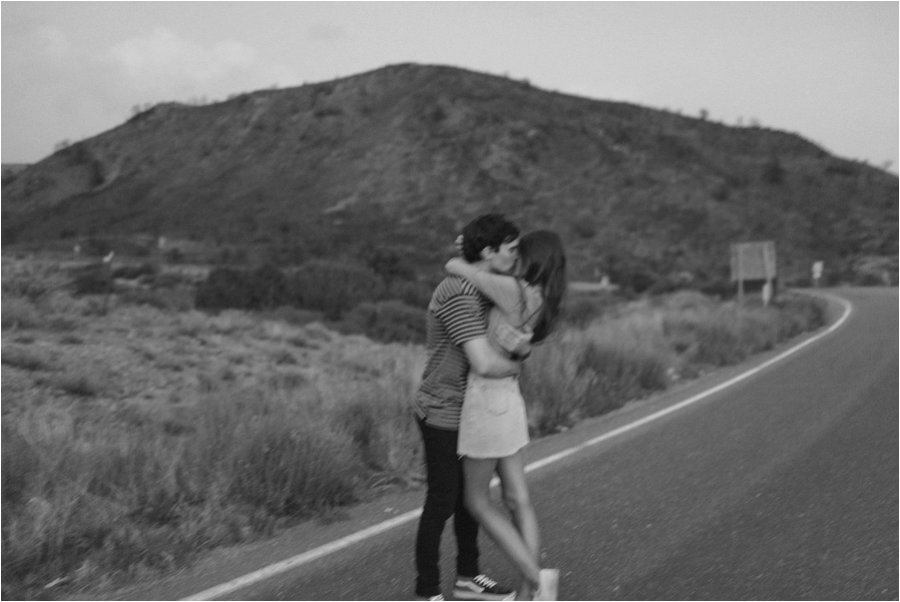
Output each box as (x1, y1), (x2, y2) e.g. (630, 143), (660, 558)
(3, 63), (897, 290)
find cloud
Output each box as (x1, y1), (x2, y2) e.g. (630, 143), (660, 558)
(33, 24), (71, 58)
(2, 25), (299, 160)
(108, 28), (297, 99)
(308, 22), (346, 41)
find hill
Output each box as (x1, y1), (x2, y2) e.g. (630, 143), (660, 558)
(2, 63), (897, 289)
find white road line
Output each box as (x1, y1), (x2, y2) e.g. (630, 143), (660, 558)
(182, 293), (852, 601)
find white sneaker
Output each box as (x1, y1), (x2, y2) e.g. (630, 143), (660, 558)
(534, 569), (559, 601)
(453, 574), (515, 600)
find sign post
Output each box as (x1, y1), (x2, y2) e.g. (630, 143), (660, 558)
(730, 241), (777, 306)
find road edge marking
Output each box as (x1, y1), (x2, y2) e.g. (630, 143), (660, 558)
(182, 292), (852, 601)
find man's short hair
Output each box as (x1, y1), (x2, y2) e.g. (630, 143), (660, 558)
(461, 214), (519, 262)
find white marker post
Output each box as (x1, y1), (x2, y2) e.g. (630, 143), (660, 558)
(812, 261), (824, 287)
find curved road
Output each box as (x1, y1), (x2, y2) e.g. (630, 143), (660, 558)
(131, 288), (897, 601)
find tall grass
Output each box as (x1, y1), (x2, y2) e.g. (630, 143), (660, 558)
(1, 282), (825, 598)
(2, 347), (424, 598)
(521, 291), (826, 435)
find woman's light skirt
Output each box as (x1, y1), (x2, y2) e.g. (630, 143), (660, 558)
(458, 373), (529, 458)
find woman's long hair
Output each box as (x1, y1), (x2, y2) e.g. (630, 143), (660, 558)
(518, 230), (567, 343)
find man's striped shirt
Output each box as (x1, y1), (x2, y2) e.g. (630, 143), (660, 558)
(413, 275), (490, 430)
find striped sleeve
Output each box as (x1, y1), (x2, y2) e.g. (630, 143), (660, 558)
(435, 294), (486, 345)
(431, 276), (488, 344)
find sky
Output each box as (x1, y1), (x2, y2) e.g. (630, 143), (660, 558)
(2, 1), (898, 172)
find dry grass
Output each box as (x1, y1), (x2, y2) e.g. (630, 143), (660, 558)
(1, 256), (826, 599)
(522, 290), (827, 435)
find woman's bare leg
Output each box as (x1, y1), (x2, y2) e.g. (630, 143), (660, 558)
(497, 450), (541, 598)
(463, 456), (541, 594)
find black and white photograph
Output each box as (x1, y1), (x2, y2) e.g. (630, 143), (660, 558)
(2, 2), (897, 600)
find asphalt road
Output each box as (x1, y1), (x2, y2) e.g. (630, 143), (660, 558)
(130, 288), (897, 601)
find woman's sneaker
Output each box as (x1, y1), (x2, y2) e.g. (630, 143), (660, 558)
(534, 569), (559, 601)
(453, 574), (515, 600)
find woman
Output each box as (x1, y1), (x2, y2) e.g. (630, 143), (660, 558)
(445, 230), (567, 601)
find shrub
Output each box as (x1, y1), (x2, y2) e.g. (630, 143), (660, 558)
(112, 263), (158, 280)
(577, 342), (668, 413)
(761, 155), (785, 184)
(689, 318), (746, 366)
(119, 287), (194, 312)
(2, 261), (69, 302)
(1, 297), (42, 330)
(195, 267), (254, 311)
(248, 264), (290, 309)
(365, 247), (415, 285)
(286, 260), (385, 320)
(262, 306), (323, 327)
(53, 372), (102, 397)
(72, 265), (114, 296)
(772, 294), (826, 338)
(563, 294), (611, 328)
(1, 345), (50, 371)
(521, 340), (593, 435)
(80, 238), (112, 257)
(228, 417), (361, 515)
(386, 279), (433, 308)
(321, 357), (425, 482)
(339, 300), (426, 343)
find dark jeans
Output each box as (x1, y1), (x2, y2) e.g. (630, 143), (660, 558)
(415, 419), (480, 597)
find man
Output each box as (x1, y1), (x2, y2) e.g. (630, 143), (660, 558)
(413, 214), (522, 601)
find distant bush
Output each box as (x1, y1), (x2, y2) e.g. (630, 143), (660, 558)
(262, 306), (324, 327)
(119, 287), (194, 312)
(365, 247), (416, 285)
(71, 264), (114, 296)
(698, 279), (735, 299)
(571, 218), (597, 239)
(286, 260), (385, 320)
(339, 300), (426, 343)
(761, 155), (785, 184)
(563, 293), (616, 327)
(195, 264), (288, 311)
(195, 267), (250, 310)
(196, 261), (391, 320)
(250, 264), (290, 309)
(81, 238), (113, 257)
(386, 279), (433, 308)
(112, 263), (158, 280)
(850, 255), (898, 286)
